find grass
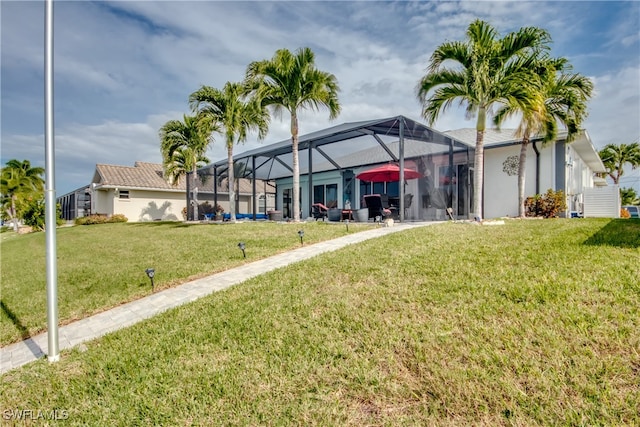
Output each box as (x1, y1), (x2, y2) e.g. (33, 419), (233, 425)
(1, 218), (639, 425)
(0, 220), (373, 345)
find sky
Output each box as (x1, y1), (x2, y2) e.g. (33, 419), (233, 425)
(2, 0), (639, 196)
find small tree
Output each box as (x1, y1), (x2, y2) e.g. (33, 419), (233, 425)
(598, 142), (640, 185)
(22, 199), (63, 231)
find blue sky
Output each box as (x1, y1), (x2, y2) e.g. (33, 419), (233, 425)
(2, 1), (639, 195)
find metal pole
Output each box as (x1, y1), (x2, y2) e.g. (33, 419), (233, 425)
(398, 117), (405, 222)
(45, 0), (59, 362)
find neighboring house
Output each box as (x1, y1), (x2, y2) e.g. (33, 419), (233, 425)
(444, 128), (607, 218)
(87, 161), (275, 222)
(200, 116), (608, 221)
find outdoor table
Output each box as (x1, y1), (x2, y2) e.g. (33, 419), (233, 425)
(341, 209), (353, 221)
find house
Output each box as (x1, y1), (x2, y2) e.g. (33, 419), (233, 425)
(199, 115), (608, 220)
(81, 161), (275, 222)
(444, 128), (607, 218)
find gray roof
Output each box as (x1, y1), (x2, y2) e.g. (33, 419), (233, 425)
(92, 162), (263, 194)
(443, 128), (605, 173)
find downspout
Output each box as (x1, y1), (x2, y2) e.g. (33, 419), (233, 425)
(532, 140), (540, 195)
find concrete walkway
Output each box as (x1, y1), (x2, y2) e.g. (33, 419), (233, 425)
(1, 222), (433, 374)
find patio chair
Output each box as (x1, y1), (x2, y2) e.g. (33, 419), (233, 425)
(404, 193), (413, 218)
(311, 203), (329, 221)
(363, 194), (392, 222)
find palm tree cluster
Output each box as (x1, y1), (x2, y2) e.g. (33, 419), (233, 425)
(1, 159), (45, 231)
(160, 47), (340, 222)
(417, 19), (593, 219)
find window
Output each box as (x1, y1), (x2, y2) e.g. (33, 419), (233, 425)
(359, 181), (396, 196)
(313, 183), (338, 208)
(119, 190), (130, 199)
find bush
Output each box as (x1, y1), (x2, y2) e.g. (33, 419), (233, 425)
(524, 189), (567, 218)
(620, 208), (631, 219)
(109, 214), (128, 223)
(75, 214), (128, 225)
(21, 199), (63, 231)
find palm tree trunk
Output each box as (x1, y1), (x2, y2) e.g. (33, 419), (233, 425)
(473, 107), (486, 220)
(11, 195), (18, 232)
(192, 164), (199, 221)
(518, 137), (529, 218)
(228, 144), (236, 222)
(291, 112), (300, 222)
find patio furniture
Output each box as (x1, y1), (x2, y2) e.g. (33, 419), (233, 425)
(311, 203), (329, 221)
(404, 193), (413, 218)
(328, 208), (342, 222)
(354, 208), (369, 222)
(267, 210), (282, 221)
(363, 194), (393, 222)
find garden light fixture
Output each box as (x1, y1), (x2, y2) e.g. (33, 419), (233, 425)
(145, 268), (155, 291)
(298, 230), (304, 245)
(238, 242), (246, 258)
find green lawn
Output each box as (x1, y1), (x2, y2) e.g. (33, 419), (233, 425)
(1, 219), (639, 425)
(0, 220), (373, 345)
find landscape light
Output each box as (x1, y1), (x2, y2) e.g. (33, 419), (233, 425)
(145, 268), (155, 291)
(345, 219), (349, 232)
(238, 242), (246, 258)
(297, 230), (304, 245)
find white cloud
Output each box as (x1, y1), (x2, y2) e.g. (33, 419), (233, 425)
(1, 1), (639, 195)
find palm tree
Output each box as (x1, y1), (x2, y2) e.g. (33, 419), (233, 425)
(0, 159), (45, 231)
(416, 19), (551, 220)
(493, 57), (593, 217)
(159, 114), (215, 221)
(189, 82), (269, 222)
(162, 145), (210, 187)
(245, 47), (341, 222)
(598, 142), (640, 185)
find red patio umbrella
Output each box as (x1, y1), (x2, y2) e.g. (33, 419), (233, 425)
(356, 163), (422, 182)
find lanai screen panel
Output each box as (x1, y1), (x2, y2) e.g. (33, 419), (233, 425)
(198, 116), (475, 220)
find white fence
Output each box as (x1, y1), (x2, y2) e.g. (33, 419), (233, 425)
(583, 186), (620, 218)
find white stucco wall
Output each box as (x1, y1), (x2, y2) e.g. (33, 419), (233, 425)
(93, 188), (185, 222)
(483, 144), (538, 218)
(93, 188), (115, 217)
(113, 190), (186, 221)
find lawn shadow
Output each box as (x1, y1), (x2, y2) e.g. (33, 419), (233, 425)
(124, 221), (195, 229)
(583, 219), (640, 248)
(1, 300), (44, 357)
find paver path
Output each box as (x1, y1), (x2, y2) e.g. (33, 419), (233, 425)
(1, 222), (434, 374)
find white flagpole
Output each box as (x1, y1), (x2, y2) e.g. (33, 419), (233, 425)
(45, 0), (59, 362)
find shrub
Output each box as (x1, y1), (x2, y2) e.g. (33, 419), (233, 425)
(75, 214), (128, 225)
(109, 214), (128, 223)
(21, 199), (63, 231)
(524, 189), (567, 218)
(620, 208), (631, 219)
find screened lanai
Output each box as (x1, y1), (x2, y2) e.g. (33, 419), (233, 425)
(192, 115), (475, 222)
